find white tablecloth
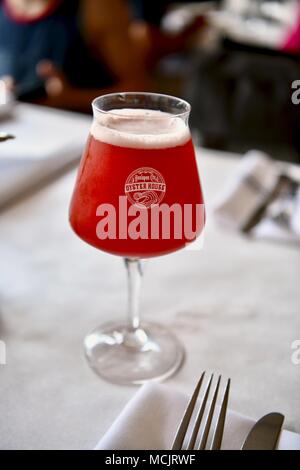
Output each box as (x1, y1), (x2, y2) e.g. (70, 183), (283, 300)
(0, 107), (299, 449)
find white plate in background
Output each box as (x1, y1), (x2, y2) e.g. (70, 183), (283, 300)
(0, 81), (15, 120)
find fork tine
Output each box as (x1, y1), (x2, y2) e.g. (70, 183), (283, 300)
(171, 372), (205, 450)
(210, 378), (230, 450)
(198, 375), (221, 450)
(187, 374), (214, 450)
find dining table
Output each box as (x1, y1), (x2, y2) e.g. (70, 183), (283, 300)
(0, 104), (299, 450)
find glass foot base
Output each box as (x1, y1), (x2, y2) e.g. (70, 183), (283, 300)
(84, 321), (184, 385)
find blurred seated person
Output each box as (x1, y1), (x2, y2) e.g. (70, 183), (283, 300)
(128, 0), (207, 69)
(0, 0), (146, 112)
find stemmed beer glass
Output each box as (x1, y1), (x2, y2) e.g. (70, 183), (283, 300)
(69, 92), (205, 384)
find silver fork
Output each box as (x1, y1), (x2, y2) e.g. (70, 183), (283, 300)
(172, 372), (230, 450)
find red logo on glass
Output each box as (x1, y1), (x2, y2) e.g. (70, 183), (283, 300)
(124, 167), (166, 209)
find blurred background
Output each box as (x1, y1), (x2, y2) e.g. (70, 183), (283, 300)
(1, 0), (300, 162)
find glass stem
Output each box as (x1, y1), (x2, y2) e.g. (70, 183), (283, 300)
(124, 258), (143, 331)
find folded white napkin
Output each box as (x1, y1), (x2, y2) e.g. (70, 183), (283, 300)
(0, 103), (91, 208)
(213, 150), (300, 244)
(95, 382), (300, 450)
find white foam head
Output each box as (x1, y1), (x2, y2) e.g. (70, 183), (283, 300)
(90, 108), (190, 149)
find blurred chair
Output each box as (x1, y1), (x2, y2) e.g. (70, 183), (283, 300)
(187, 39), (300, 163)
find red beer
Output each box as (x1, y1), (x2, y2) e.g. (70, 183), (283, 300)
(69, 109), (204, 258)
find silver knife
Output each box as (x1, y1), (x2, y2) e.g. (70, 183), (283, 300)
(242, 413), (284, 450)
